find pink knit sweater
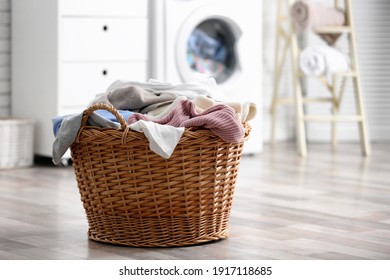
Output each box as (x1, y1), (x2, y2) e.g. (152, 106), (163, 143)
(127, 99), (245, 143)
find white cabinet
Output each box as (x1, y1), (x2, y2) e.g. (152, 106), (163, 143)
(12, 0), (149, 158)
(61, 18), (148, 61)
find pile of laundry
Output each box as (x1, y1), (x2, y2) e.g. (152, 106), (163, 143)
(52, 78), (256, 165)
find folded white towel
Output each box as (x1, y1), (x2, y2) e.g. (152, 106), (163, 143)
(299, 46), (349, 77)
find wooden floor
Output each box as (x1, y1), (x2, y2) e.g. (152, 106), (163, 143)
(0, 142), (389, 260)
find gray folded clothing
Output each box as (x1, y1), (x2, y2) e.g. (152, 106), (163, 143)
(52, 112), (120, 165)
(91, 85), (177, 114)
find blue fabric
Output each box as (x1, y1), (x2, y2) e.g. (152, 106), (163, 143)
(187, 29), (228, 63)
(52, 109), (132, 136)
(52, 114), (71, 137)
(95, 109), (133, 123)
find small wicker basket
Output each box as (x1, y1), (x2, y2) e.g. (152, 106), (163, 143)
(0, 118), (34, 169)
(70, 103), (250, 247)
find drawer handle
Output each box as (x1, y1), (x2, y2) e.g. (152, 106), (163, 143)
(102, 69), (108, 76)
(102, 25), (108, 32)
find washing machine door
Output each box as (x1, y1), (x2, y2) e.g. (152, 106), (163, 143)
(176, 7), (242, 86)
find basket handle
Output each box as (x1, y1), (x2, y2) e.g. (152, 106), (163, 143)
(80, 103), (128, 130)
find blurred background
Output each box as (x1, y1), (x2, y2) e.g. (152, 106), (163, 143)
(0, 0), (389, 165)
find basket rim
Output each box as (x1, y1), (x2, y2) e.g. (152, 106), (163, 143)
(76, 122), (251, 145)
(75, 103), (251, 144)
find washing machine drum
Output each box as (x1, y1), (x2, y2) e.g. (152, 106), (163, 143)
(176, 16), (242, 84)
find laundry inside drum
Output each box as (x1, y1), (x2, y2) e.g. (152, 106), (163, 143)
(187, 19), (237, 84)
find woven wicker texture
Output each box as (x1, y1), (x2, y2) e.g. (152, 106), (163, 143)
(71, 103), (250, 247)
(0, 118), (34, 169)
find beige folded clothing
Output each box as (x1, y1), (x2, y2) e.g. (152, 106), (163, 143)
(194, 95), (257, 123)
(291, 0), (345, 45)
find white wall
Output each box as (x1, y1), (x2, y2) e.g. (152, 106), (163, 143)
(0, 0), (10, 116)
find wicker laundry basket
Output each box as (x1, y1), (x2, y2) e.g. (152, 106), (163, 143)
(70, 103), (250, 247)
(0, 118), (34, 169)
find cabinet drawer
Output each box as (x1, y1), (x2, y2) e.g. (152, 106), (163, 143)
(61, 18), (148, 61)
(60, 0), (147, 17)
(59, 62), (148, 107)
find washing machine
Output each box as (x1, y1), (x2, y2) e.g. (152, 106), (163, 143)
(149, 0), (263, 154)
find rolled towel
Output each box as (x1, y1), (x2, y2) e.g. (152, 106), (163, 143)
(291, 0), (345, 31)
(299, 45), (349, 76)
(291, 0), (345, 45)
